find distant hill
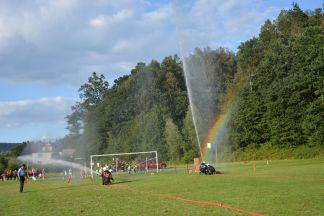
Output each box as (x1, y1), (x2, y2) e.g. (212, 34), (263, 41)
(0, 143), (21, 152)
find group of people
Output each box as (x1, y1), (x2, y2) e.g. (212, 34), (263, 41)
(98, 160), (138, 173)
(199, 161), (220, 175)
(63, 168), (73, 183)
(1, 169), (18, 181)
(1, 167), (46, 182)
(1, 164), (47, 193)
(30, 167), (46, 180)
(7, 164), (99, 193)
(8, 161), (220, 193)
(63, 167), (90, 183)
(63, 164), (115, 185)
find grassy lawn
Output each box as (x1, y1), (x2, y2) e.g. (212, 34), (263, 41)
(1, 158), (323, 216)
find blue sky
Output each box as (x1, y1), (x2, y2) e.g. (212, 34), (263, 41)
(0, 0), (322, 142)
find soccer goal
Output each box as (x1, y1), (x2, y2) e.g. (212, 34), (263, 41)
(90, 151), (159, 177)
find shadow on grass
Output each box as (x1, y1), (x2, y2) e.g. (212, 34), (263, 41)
(112, 179), (136, 185)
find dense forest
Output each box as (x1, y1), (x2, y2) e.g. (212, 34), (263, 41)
(62, 4), (323, 162)
(0, 143), (21, 152)
(0, 142), (26, 172)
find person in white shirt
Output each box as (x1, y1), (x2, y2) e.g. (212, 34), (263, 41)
(17, 164), (27, 192)
(67, 168), (72, 183)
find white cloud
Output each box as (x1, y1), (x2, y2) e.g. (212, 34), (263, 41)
(90, 15), (106, 28)
(0, 0), (284, 97)
(0, 0), (79, 46)
(0, 96), (76, 128)
(89, 9), (133, 29)
(0, 1), (177, 88)
(112, 9), (133, 22)
(142, 4), (171, 22)
(0, 0), (309, 93)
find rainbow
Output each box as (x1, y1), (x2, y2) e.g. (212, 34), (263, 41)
(200, 91), (241, 163)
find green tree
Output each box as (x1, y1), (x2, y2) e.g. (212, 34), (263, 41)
(182, 107), (199, 158)
(0, 155), (8, 172)
(230, 4), (324, 150)
(66, 72), (109, 135)
(9, 142), (27, 157)
(165, 118), (184, 161)
(79, 72), (109, 110)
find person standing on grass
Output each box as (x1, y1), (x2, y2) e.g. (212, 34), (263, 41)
(63, 169), (67, 180)
(67, 168), (72, 183)
(18, 164), (27, 192)
(127, 165), (131, 174)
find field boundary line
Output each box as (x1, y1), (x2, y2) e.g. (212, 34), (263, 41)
(113, 187), (266, 216)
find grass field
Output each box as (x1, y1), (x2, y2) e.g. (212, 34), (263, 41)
(1, 158), (323, 216)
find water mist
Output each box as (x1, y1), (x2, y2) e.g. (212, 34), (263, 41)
(172, 1), (230, 164)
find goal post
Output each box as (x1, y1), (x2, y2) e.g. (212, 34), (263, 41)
(90, 150), (158, 177)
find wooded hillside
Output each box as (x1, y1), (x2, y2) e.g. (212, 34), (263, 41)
(64, 4), (323, 161)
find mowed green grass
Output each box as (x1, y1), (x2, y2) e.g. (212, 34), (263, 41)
(1, 158), (323, 216)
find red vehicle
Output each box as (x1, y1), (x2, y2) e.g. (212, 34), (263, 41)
(137, 160), (167, 169)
